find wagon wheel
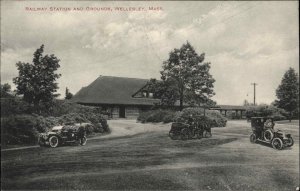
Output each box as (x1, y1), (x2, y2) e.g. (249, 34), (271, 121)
(250, 133), (257, 143)
(286, 137), (294, 147)
(169, 131), (177, 140)
(272, 138), (283, 150)
(180, 128), (189, 140)
(264, 129), (274, 141)
(49, 136), (59, 148)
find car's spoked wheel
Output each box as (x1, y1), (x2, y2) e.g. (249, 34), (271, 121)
(49, 136), (59, 148)
(181, 128), (189, 140)
(264, 129), (274, 141)
(169, 131), (177, 140)
(286, 137), (294, 147)
(272, 138), (283, 150)
(250, 133), (257, 143)
(80, 136), (87, 146)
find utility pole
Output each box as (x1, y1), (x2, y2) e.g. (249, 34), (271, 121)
(251, 83), (258, 106)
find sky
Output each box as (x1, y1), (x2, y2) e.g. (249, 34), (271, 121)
(1, 1), (299, 105)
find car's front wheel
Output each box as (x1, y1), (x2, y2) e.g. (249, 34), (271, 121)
(272, 138), (283, 150)
(49, 136), (59, 148)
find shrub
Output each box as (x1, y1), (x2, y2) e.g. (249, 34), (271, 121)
(175, 108), (227, 127)
(162, 112), (176, 123)
(137, 107), (227, 127)
(1, 115), (40, 145)
(206, 110), (227, 127)
(175, 113), (215, 128)
(1, 98), (33, 116)
(245, 105), (288, 121)
(1, 112), (110, 145)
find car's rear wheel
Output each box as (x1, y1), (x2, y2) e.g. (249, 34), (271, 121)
(286, 137), (294, 147)
(250, 133), (257, 143)
(49, 136), (59, 148)
(80, 136), (87, 146)
(272, 138), (283, 150)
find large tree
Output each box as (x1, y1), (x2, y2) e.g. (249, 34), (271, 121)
(13, 45), (61, 112)
(275, 67), (299, 121)
(160, 41), (215, 110)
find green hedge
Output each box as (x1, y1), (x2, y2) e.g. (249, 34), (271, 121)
(137, 107), (227, 127)
(245, 105), (288, 121)
(176, 108), (227, 127)
(1, 98), (112, 145)
(1, 112), (110, 145)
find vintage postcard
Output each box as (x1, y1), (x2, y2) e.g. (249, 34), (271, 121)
(1, 0), (299, 190)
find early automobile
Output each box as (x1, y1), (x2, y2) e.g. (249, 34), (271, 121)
(169, 121), (212, 140)
(38, 123), (88, 148)
(249, 117), (293, 150)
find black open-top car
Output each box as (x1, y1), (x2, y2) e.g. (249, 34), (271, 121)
(250, 117), (293, 150)
(38, 123), (88, 148)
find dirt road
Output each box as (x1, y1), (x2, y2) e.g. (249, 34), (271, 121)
(1, 120), (299, 190)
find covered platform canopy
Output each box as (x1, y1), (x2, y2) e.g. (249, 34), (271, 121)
(209, 105), (248, 119)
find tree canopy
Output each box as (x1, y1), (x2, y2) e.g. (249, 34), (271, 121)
(1, 83), (11, 93)
(13, 45), (61, 113)
(275, 67), (299, 120)
(146, 78), (179, 107)
(159, 41), (216, 110)
(65, 87), (73, 100)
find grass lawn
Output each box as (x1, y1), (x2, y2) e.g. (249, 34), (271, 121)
(275, 120), (299, 125)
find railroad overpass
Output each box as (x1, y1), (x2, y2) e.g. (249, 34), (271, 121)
(210, 105), (247, 119)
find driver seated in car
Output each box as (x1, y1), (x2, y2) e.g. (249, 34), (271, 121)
(264, 119), (275, 131)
